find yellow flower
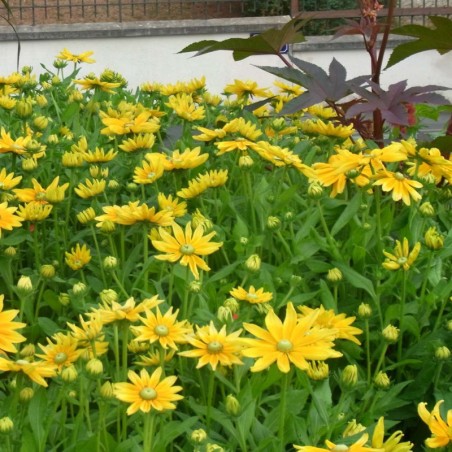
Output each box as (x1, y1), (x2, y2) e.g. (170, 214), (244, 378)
(224, 79), (271, 99)
(0, 127), (31, 155)
(166, 93), (205, 122)
(407, 147), (452, 183)
(135, 349), (176, 367)
(0, 168), (22, 190)
(178, 322), (244, 370)
(382, 238), (421, 271)
(151, 222), (223, 280)
(418, 400), (452, 448)
(157, 193), (187, 218)
(36, 332), (82, 371)
(373, 170), (422, 205)
(82, 147), (118, 163)
(298, 305), (362, 345)
(65, 243), (92, 270)
(132, 306), (192, 350)
(371, 416), (413, 451)
(0, 356), (56, 387)
(166, 146), (209, 170)
(17, 203), (53, 221)
(133, 155), (165, 185)
(114, 367), (183, 415)
(100, 111), (160, 136)
(118, 133), (155, 153)
(56, 48), (95, 63)
(0, 202), (23, 237)
(294, 433), (380, 452)
(73, 77), (120, 93)
(74, 178), (106, 199)
(0, 294), (26, 354)
(229, 285), (273, 304)
(242, 302), (341, 373)
(193, 126), (227, 142)
(299, 118), (355, 139)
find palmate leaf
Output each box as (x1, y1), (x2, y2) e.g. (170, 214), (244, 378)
(178, 16), (308, 61)
(386, 16), (452, 68)
(347, 80), (450, 126)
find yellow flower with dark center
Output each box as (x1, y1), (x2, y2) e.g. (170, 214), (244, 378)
(0, 356), (56, 387)
(0, 168), (22, 190)
(178, 322), (244, 370)
(166, 146), (209, 170)
(65, 243), (92, 270)
(418, 400), (452, 448)
(0, 202), (23, 237)
(56, 48), (95, 64)
(74, 178), (106, 199)
(165, 93), (205, 122)
(229, 285), (273, 304)
(157, 193), (187, 218)
(132, 306), (192, 350)
(382, 238), (421, 271)
(151, 222), (223, 280)
(133, 155), (165, 185)
(224, 79), (272, 99)
(118, 133), (156, 153)
(36, 332), (82, 371)
(0, 294), (26, 354)
(371, 416), (413, 451)
(114, 367), (183, 415)
(82, 147), (118, 163)
(294, 433), (380, 452)
(242, 302), (342, 373)
(299, 118), (355, 139)
(298, 305), (362, 345)
(373, 170), (423, 205)
(91, 296), (162, 325)
(0, 127), (31, 155)
(17, 203), (53, 221)
(73, 77), (120, 93)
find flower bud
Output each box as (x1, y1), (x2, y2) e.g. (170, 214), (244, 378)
(284, 211), (294, 221)
(239, 236), (248, 245)
(382, 324), (399, 343)
(343, 419), (366, 437)
(224, 297), (239, 313)
(225, 394), (240, 416)
(33, 116), (49, 130)
(4, 246), (17, 257)
(358, 303), (372, 319)
(189, 281), (202, 293)
(22, 157), (38, 172)
(48, 134), (59, 145)
(108, 180), (119, 190)
(53, 59), (68, 69)
(19, 387), (34, 402)
(86, 358), (103, 376)
(217, 306), (233, 323)
(238, 154), (254, 167)
(447, 319), (452, 331)
(0, 417), (14, 433)
(17, 275), (33, 295)
(127, 182), (138, 192)
(341, 364), (358, 388)
(245, 254), (261, 272)
(99, 289), (119, 305)
(326, 267), (343, 283)
(35, 94), (48, 107)
(374, 371), (390, 389)
(308, 182), (324, 199)
(206, 444), (225, 452)
(191, 428), (207, 443)
(60, 365), (78, 382)
(266, 216), (281, 230)
(68, 390), (77, 399)
(19, 344), (35, 357)
(72, 282), (87, 296)
(290, 275), (303, 287)
(435, 346), (450, 360)
(99, 220), (116, 233)
(15, 98), (33, 118)
(100, 381), (114, 399)
(419, 202), (435, 217)
(425, 226), (444, 250)
(59, 292), (71, 306)
(40, 264), (56, 279)
(306, 361), (329, 381)
(103, 256), (118, 270)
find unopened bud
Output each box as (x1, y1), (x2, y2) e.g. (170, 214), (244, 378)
(103, 256), (118, 270)
(189, 281), (202, 293)
(0, 417), (14, 433)
(72, 282), (87, 296)
(225, 394), (240, 416)
(326, 267), (343, 283)
(99, 289), (118, 305)
(238, 154), (254, 167)
(374, 371), (390, 389)
(358, 303), (372, 319)
(15, 98), (33, 118)
(290, 275), (303, 287)
(22, 158), (38, 171)
(59, 293), (71, 306)
(419, 202), (435, 217)
(40, 264), (56, 279)
(382, 324), (399, 343)
(266, 216), (281, 230)
(4, 246), (16, 257)
(343, 419), (366, 438)
(100, 381), (114, 398)
(224, 297), (239, 313)
(245, 254), (261, 272)
(425, 226), (444, 250)
(341, 364), (358, 388)
(308, 182), (323, 199)
(60, 365), (78, 382)
(435, 346), (450, 360)
(239, 236), (248, 245)
(19, 387), (34, 401)
(17, 275), (33, 295)
(306, 361), (329, 380)
(86, 358), (103, 376)
(217, 306), (233, 323)
(99, 220), (116, 233)
(191, 428), (207, 443)
(19, 344), (35, 357)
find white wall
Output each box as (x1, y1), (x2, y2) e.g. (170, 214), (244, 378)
(1, 33), (451, 100)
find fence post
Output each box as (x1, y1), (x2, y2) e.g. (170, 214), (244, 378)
(290, 0), (299, 16)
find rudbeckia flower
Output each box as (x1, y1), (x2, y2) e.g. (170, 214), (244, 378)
(65, 243), (92, 271)
(0, 294), (26, 354)
(56, 48), (95, 64)
(418, 400), (452, 448)
(382, 238), (421, 271)
(224, 79), (272, 99)
(0, 202), (23, 237)
(294, 433), (380, 452)
(114, 367), (183, 415)
(229, 285), (273, 304)
(371, 416), (413, 451)
(0, 168), (22, 190)
(373, 170), (422, 205)
(0, 356), (56, 387)
(36, 332), (82, 371)
(74, 178), (106, 199)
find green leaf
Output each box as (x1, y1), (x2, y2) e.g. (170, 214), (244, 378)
(28, 388), (47, 450)
(331, 192), (361, 236)
(333, 261), (376, 299)
(387, 16), (452, 68)
(37, 317), (61, 336)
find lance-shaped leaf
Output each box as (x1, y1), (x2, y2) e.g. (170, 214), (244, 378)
(178, 16), (308, 61)
(265, 57), (370, 114)
(386, 16), (452, 68)
(346, 80), (450, 126)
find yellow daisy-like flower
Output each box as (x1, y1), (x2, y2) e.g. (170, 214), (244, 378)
(65, 243), (92, 271)
(0, 294), (26, 354)
(132, 306), (192, 350)
(298, 305), (362, 345)
(0, 356), (56, 387)
(74, 178), (106, 199)
(299, 118), (355, 139)
(407, 147), (452, 184)
(166, 146), (209, 170)
(0, 168), (22, 190)
(373, 170), (423, 205)
(418, 400), (452, 448)
(56, 48), (95, 64)
(36, 332), (82, 371)
(73, 77), (121, 93)
(135, 349), (176, 367)
(157, 193), (187, 218)
(229, 285), (273, 304)
(193, 126), (227, 142)
(294, 433), (380, 452)
(17, 203), (53, 222)
(82, 147), (118, 163)
(0, 127), (31, 155)
(151, 222), (223, 280)
(100, 111), (160, 136)
(14, 176), (69, 204)
(0, 202), (23, 237)
(382, 238), (421, 271)
(224, 79), (272, 99)
(178, 322), (244, 370)
(166, 93), (205, 122)
(242, 302), (342, 373)
(114, 367), (183, 415)
(371, 416), (413, 451)
(118, 133), (155, 153)
(133, 155), (166, 185)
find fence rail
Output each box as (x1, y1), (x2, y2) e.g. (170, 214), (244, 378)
(0, 0), (451, 27)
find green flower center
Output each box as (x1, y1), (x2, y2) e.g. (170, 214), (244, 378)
(139, 387), (157, 400)
(394, 172), (405, 181)
(246, 293), (258, 300)
(154, 325), (169, 337)
(332, 445), (349, 452)
(207, 341), (223, 354)
(180, 244), (195, 255)
(276, 339), (293, 352)
(147, 172), (155, 179)
(397, 257), (407, 265)
(54, 352), (68, 364)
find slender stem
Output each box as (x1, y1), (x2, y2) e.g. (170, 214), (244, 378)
(365, 319), (371, 386)
(206, 370), (216, 432)
(373, 343), (389, 379)
(278, 371), (291, 448)
(90, 224), (107, 286)
(419, 251), (434, 303)
(143, 412), (156, 452)
(397, 271), (407, 365)
(316, 200), (341, 261)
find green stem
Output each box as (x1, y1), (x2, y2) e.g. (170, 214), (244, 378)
(275, 230), (293, 258)
(143, 412), (156, 451)
(433, 295), (449, 333)
(373, 343), (389, 379)
(278, 371), (291, 448)
(90, 224), (107, 287)
(112, 270), (129, 298)
(206, 370), (216, 432)
(365, 319), (371, 386)
(419, 251), (434, 303)
(316, 200), (341, 261)
(397, 271), (408, 366)
(143, 224), (149, 294)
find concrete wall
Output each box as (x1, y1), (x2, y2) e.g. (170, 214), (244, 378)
(0, 17), (450, 99)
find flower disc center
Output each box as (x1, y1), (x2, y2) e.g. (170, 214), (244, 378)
(397, 257), (407, 265)
(139, 387), (157, 400)
(54, 352), (68, 364)
(332, 445), (349, 452)
(207, 341), (223, 353)
(394, 172), (405, 181)
(276, 339), (293, 352)
(180, 244), (195, 255)
(154, 325), (169, 337)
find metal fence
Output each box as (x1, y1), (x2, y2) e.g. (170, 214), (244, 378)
(0, 0), (451, 27)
